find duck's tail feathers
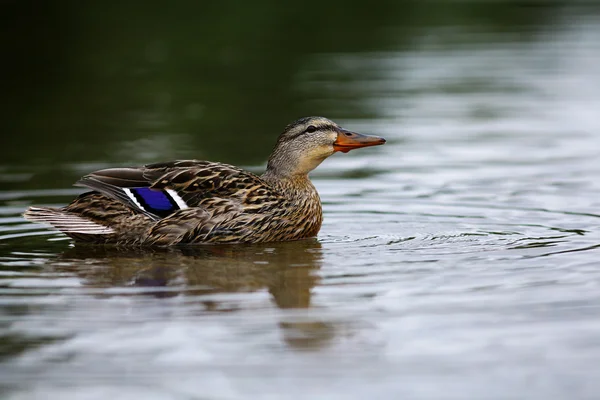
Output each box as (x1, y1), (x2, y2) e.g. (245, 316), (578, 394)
(23, 207), (115, 235)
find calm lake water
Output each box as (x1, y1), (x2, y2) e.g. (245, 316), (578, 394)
(2, 3), (600, 399)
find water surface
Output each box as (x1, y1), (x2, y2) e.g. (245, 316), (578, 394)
(2, 3), (600, 399)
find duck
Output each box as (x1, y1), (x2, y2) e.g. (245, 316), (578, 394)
(23, 116), (385, 245)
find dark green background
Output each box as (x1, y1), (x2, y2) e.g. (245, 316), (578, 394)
(1, 1), (587, 186)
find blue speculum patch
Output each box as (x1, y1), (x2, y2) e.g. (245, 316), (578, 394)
(133, 188), (176, 211)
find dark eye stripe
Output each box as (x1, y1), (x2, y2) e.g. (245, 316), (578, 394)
(283, 123), (337, 142)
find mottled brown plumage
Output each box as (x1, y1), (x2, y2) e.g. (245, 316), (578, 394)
(23, 117), (385, 246)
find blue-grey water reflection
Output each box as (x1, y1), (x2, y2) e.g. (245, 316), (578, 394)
(1, 2), (600, 399)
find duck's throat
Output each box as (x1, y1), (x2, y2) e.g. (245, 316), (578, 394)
(262, 171), (311, 193)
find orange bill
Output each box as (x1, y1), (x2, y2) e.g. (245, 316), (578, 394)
(333, 129), (386, 153)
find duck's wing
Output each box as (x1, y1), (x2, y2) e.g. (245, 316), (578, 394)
(76, 160), (283, 221)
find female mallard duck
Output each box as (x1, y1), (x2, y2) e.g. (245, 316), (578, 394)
(24, 117), (385, 245)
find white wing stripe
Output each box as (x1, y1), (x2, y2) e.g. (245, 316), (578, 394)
(166, 189), (189, 209)
(124, 188), (145, 211)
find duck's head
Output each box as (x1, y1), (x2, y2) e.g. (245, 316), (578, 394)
(266, 116), (386, 177)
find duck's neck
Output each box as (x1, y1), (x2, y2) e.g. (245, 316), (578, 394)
(261, 170), (316, 197)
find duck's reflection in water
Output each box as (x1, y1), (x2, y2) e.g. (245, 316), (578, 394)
(53, 239), (334, 349)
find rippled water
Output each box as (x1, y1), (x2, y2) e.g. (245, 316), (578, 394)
(2, 6), (600, 400)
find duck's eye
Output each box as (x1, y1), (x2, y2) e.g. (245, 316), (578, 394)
(305, 125), (317, 133)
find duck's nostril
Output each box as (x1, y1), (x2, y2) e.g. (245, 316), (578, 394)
(344, 132), (352, 137)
